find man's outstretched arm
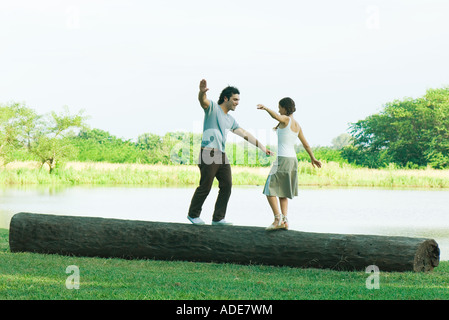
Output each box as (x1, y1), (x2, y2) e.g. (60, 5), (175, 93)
(232, 127), (274, 156)
(198, 79), (211, 110)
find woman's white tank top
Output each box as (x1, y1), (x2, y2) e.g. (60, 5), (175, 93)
(277, 118), (299, 158)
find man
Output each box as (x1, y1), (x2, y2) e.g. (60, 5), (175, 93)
(187, 79), (273, 225)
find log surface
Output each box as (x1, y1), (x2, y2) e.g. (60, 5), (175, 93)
(9, 212), (440, 272)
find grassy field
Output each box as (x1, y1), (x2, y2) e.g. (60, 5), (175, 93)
(1, 161), (449, 188)
(2, 161), (449, 300)
(1, 229), (448, 300)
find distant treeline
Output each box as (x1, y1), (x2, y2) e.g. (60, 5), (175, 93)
(68, 129), (350, 166)
(1, 87), (448, 172)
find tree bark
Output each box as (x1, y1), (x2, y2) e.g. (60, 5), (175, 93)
(9, 212), (440, 272)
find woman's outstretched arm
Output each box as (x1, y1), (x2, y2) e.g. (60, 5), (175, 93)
(297, 127), (322, 168)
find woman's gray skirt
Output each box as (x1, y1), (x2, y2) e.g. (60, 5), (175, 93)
(263, 156), (298, 199)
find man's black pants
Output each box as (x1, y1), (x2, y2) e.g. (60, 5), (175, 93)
(188, 148), (232, 222)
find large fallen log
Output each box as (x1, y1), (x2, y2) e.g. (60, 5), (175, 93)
(9, 212), (439, 272)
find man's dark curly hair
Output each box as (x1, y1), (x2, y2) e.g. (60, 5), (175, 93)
(218, 86), (240, 104)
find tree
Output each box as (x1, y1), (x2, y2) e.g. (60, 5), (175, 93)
(137, 132), (202, 165)
(72, 128), (147, 163)
(422, 88), (449, 168)
(137, 133), (163, 151)
(0, 102), (36, 165)
(347, 87), (449, 168)
(331, 133), (353, 150)
(29, 106), (88, 173)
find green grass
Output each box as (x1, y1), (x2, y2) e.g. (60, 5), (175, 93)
(0, 163), (243, 186)
(1, 229), (448, 300)
(2, 161), (449, 188)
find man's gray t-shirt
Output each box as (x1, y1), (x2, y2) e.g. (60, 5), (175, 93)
(201, 101), (240, 153)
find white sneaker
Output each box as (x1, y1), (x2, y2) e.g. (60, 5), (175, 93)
(211, 219), (233, 226)
(187, 216), (205, 225)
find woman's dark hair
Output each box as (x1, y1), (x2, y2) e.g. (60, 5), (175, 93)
(279, 97), (296, 115)
(274, 97), (296, 130)
(218, 86), (240, 104)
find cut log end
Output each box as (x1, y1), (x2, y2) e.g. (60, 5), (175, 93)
(414, 239), (440, 272)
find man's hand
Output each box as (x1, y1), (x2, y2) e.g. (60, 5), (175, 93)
(198, 79), (211, 109)
(199, 79), (209, 93)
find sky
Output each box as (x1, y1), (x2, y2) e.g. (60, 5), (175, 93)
(1, 0), (448, 147)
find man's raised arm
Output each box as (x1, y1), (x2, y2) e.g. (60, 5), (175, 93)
(198, 79), (211, 110)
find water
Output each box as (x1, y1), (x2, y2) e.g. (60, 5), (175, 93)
(1, 186), (448, 260)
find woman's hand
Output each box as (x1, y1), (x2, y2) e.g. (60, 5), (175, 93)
(311, 158), (322, 168)
(257, 104), (267, 110)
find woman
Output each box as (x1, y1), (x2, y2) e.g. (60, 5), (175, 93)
(257, 98), (322, 230)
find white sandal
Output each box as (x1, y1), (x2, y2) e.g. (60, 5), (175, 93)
(282, 215), (289, 230)
(266, 214), (286, 230)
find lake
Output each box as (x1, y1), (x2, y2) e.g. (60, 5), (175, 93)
(1, 185), (448, 260)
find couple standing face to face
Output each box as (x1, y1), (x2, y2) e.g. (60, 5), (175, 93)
(188, 80), (303, 226)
